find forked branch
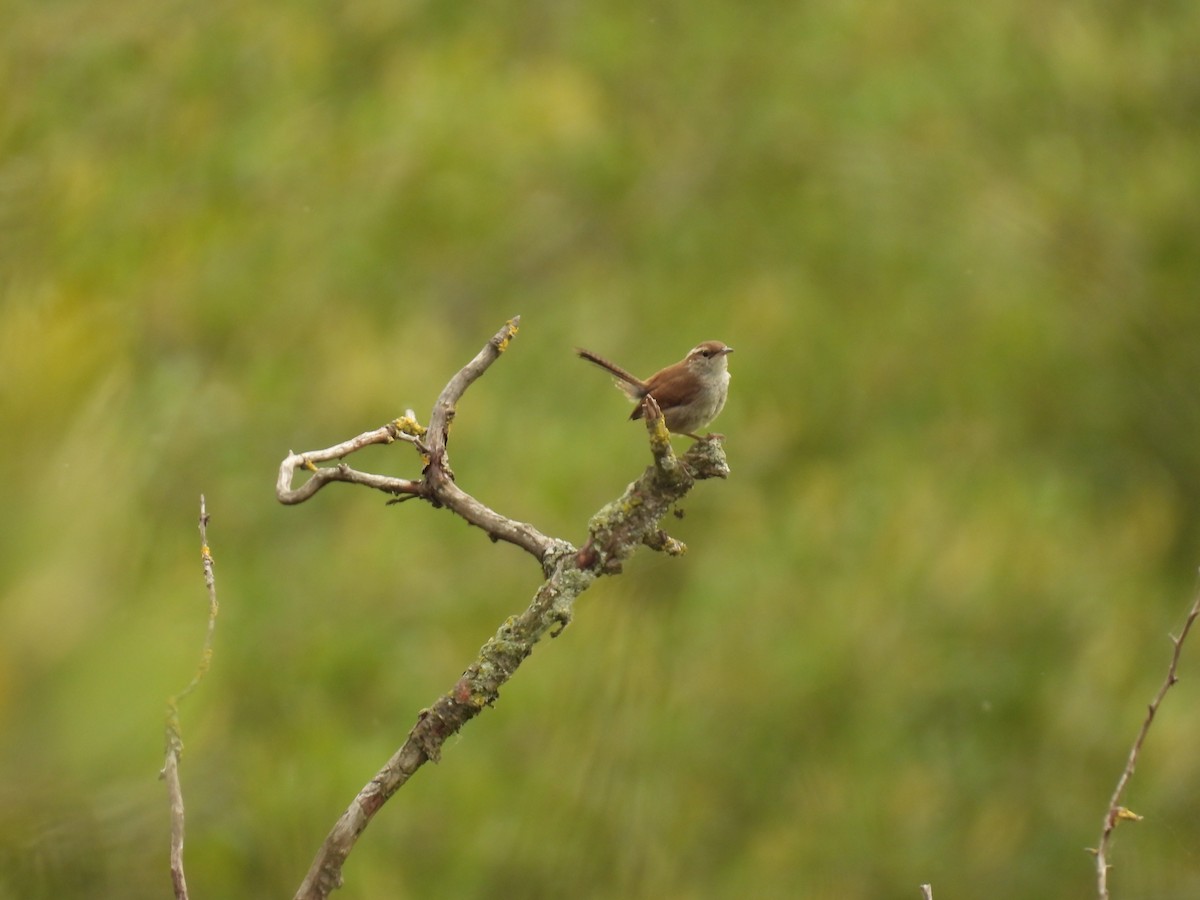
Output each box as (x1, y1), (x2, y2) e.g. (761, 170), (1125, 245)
(275, 317), (561, 569)
(283, 321), (729, 899)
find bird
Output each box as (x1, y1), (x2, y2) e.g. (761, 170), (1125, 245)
(575, 341), (733, 439)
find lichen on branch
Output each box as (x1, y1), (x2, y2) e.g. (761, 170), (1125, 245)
(281, 320), (729, 900)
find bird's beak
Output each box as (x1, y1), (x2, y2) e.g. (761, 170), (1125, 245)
(723, 347), (734, 355)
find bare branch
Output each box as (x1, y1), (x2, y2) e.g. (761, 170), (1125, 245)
(1094, 584), (1200, 898)
(293, 394), (730, 899)
(276, 417), (426, 505)
(421, 316), (562, 564)
(425, 316), (521, 468)
(160, 495), (220, 900)
(275, 318), (561, 568)
(424, 475), (565, 567)
(574, 396), (729, 574)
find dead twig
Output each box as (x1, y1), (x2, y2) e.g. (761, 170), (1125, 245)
(275, 316), (562, 571)
(1093, 583), (1200, 898)
(160, 495), (220, 900)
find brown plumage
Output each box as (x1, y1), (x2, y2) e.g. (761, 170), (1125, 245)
(575, 341), (733, 438)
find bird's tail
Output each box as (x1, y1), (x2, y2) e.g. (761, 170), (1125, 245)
(575, 348), (645, 399)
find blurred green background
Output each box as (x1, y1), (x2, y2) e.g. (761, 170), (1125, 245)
(3, 0), (1199, 897)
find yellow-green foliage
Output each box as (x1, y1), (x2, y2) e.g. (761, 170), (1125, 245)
(2, 1), (1199, 898)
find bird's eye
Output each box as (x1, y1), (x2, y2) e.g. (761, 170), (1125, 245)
(701, 349), (711, 357)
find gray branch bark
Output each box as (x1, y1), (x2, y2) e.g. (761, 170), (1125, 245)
(280, 318), (729, 899)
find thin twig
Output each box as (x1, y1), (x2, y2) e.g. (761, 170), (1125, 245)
(160, 495), (220, 900)
(1094, 584), (1200, 898)
(276, 415), (427, 505)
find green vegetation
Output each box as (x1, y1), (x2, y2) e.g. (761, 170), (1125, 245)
(2, 0), (1199, 897)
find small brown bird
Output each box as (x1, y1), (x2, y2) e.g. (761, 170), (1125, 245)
(575, 341), (733, 439)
